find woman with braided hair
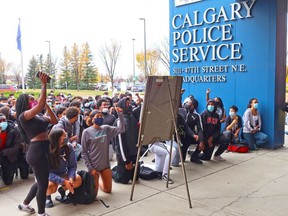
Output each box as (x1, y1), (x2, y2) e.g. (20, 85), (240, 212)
(16, 72), (58, 216)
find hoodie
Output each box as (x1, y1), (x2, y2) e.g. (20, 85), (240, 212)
(201, 99), (221, 140)
(113, 97), (139, 163)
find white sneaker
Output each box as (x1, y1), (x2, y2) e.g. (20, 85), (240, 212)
(214, 155), (226, 162)
(18, 203), (35, 213)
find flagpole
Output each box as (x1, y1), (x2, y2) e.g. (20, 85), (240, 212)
(18, 18), (25, 92)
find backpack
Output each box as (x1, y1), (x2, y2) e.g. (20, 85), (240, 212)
(68, 170), (96, 205)
(139, 165), (159, 180)
(227, 143), (249, 153)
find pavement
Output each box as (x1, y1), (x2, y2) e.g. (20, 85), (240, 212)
(1, 136), (288, 216)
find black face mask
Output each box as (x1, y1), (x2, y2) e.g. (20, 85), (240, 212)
(126, 105), (133, 114)
(184, 104), (194, 111)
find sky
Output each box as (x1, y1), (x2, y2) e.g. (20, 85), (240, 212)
(0, 0), (170, 80)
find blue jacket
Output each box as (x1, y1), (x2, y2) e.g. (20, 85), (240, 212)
(48, 143), (77, 184)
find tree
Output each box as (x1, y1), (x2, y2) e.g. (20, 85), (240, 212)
(154, 37), (170, 73)
(99, 39), (121, 90)
(70, 43), (81, 91)
(81, 42), (98, 88)
(26, 56), (39, 89)
(59, 46), (72, 89)
(136, 49), (160, 78)
(0, 55), (10, 84)
(10, 63), (22, 87)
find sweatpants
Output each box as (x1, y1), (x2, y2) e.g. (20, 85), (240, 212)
(149, 142), (176, 175)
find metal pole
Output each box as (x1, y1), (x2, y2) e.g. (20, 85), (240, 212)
(139, 18), (147, 78)
(45, 40), (52, 89)
(132, 38), (136, 84)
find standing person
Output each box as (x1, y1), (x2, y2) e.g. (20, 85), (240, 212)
(242, 98), (269, 150)
(17, 72), (58, 216)
(81, 108), (124, 196)
(45, 129), (82, 208)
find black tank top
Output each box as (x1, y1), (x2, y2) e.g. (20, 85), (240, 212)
(19, 112), (49, 140)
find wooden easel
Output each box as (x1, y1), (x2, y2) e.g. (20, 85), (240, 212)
(129, 76), (192, 208)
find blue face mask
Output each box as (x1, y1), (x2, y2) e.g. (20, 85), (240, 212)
(55, 104), (60, 110)
(0, 121), (8, 131)
(94, 117), (104, 126)
(229, 112), (236, 117)
(207, 105), (214, 112)
(253, 103), (259, 109)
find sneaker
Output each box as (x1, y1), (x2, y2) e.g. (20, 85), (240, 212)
(55, 195), (71, 204)
(18, 203), (35, 213)
(162, 174), (174, 184)
(190, 156), (203, 164)
(213, 155), (226, 162)
(45, 198), (54, 208)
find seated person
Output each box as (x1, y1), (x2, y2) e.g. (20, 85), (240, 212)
(242, 98), (268, 150)
(0, 113), (22, 185)
(223, 105), (243, 144)
(51, 107), (82, 161)
(45, 129), (82, 208)
(149, 141), (176, 184)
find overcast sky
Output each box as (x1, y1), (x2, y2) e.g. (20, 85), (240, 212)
(0, 0), (169, 79)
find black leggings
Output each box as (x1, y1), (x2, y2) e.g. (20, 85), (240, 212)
(24, 141), (50, 214)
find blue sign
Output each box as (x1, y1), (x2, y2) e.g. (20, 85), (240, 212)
(170, 0), (287, 148)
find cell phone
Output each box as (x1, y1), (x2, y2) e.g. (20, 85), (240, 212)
(36, 71), (51, 83)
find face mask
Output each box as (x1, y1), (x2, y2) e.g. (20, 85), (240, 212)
(0, 121), (8, 131)
(229, 112), (236, 117)
(94, 117), (104, 126)
(63, 136), (69, 145)
(253, 103), (259, 109)
(184, 104), (192, 111)
(102, 108), (109, 114)
(28, 100), (38, 109)
(55, 104), (60, 110)
(126, 105), (133, 114)
(207, 105), (214, 112)
(47, 102), (52, 107)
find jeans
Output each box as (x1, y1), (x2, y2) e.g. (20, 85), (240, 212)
(223, 130), (240, 144)
(243, 132), (269, 150)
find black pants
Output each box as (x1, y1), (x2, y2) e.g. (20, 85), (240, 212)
(0, 157), (17, 185)
(192, 133), (229, 160)
(24, 141), (50, 214)
(181, 136), (198, 161)
(17, 152), (30, 180)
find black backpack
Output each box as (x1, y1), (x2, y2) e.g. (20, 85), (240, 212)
(139, 165), (159, 180)
(68, 170), (96, 205)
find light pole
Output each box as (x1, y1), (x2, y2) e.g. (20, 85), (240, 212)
(45, 40), (53, 89)
(139, 18), (147, 78)
(132, 38), (136, 84)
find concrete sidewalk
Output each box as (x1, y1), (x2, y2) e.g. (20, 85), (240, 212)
(1, 138), (288, 216)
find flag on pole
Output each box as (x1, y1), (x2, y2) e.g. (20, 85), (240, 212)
(17, 22), (22, 51)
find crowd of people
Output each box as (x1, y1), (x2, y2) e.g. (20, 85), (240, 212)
(0, 74), (270, 216)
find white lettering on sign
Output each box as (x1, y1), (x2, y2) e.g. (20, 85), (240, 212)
(171, 0), (256, 64)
